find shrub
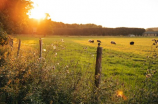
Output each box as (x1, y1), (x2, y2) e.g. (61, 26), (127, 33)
(0, 23), (8, 46)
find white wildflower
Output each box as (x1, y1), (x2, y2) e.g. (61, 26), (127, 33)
(66, 70), (69, 74)
(55, 53), (57, 56)
(53, 46), (56, 49)
(61, 39), (64, 42)
(66, 65), (69, 68)
(43, 49), (46, 52)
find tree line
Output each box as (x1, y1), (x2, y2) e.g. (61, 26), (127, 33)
(50, 27), (145, 36)
(23, 19), (145, 36)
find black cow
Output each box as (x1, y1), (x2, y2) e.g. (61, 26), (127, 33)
(152, 39), (158, 45)
(130, 41), (134, 45)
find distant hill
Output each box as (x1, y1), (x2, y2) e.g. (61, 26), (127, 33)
(146, 27), (158, 31)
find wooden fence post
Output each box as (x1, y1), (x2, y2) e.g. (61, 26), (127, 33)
(39, 38), (42, 58)
(17, 39), (21, 57)
(9, 39), (13, 51)
(95, 43), (102, 88)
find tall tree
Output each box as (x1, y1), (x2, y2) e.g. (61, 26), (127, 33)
(0, 0), (33, 34)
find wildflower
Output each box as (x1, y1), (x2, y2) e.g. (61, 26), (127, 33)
(66, 70), (70, 74)
(61, 39), (64, 42)
(57, 63), (59, 65)
(146, 74), (152, 78)
(53, 46), (56, 49)
(43, 49), (46, 52)
(65, 65), (69, 68)
(55, 53), (57, 57)
(116, 90), (127, 100)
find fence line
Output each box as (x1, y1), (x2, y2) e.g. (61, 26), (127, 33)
(10, 38), (103, 88)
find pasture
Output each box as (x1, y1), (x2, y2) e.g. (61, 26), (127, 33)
(1, 35), (158, 103)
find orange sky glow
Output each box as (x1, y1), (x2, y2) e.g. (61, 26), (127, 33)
(29, 0), (158, 29)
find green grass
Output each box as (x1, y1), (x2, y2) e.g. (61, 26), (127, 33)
(1, 35), (158, 103)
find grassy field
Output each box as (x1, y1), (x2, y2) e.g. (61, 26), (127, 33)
(1, 35), (158, 103)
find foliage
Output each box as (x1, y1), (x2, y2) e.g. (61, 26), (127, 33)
(0, 0), (33, 33)
(0, 22), (8, 46)
(146, 27), (158, 32)
(0, 31), (8, 46)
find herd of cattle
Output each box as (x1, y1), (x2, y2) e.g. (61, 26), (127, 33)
(88, 39), (134, 45)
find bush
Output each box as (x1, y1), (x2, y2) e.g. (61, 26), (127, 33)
(0, 23), (8, 46)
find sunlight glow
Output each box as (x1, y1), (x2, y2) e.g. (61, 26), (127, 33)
(29, 0), (158, 28)
(116, 90), (127, 100)
(29, 1), (46, 20)
(117, 91), (123, 97)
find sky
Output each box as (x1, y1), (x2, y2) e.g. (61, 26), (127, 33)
(29, 0), (158, 29)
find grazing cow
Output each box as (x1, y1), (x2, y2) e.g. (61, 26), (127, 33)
(111, 41), (116, 45)
(155, 40), (158, 43)
(97, 40), (101, 43)
(88, 39), (94, 43)
(152, 39), (156, 41)
(152, 39), (158, 45)
(153, 43), (156, 45)
(130, 41), (134, 45)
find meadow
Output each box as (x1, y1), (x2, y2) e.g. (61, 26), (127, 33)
(0, 35), (158, 104)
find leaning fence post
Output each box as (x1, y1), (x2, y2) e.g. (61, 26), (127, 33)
(10, 39), (13, 51)
(39, 38), (42, 58)
(95, 42), (102, 88)
(17, 39), (21, 57)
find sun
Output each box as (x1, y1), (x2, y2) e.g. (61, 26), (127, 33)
(29, 1), (46, 20)
(29, 8), (46, 20)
